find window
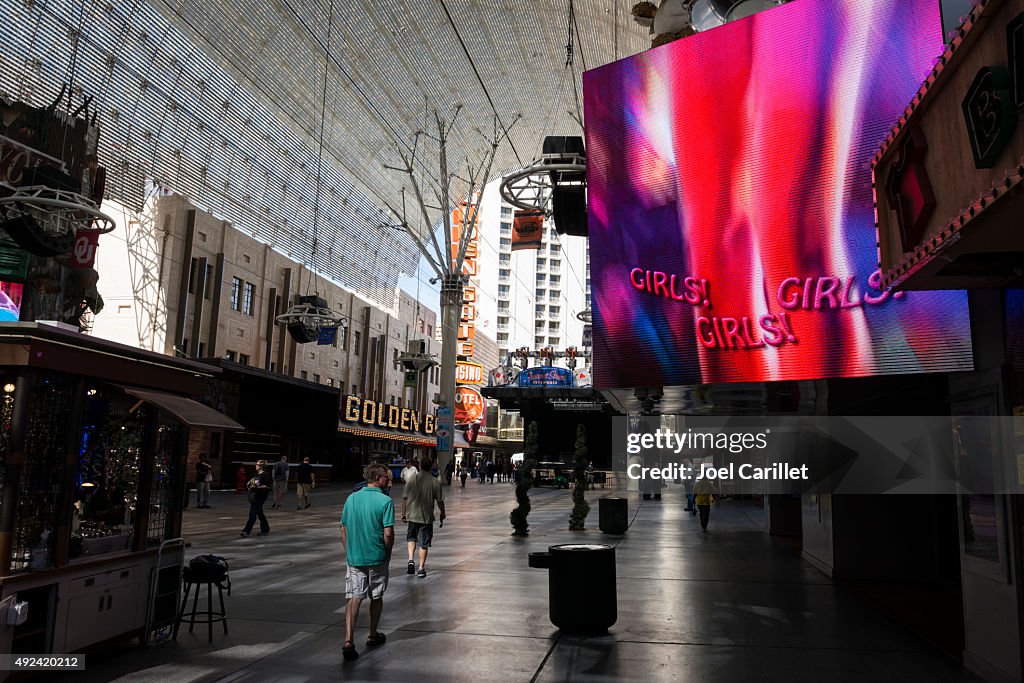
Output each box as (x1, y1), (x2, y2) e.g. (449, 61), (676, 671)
(230, 277), (242, 311)
(497, 333), (508, 343)
(354, 331), (361, 356)
(204, 264), (213, 300)
(549, 305), (560, 316)
(550, 275), (561, 286)
(549, 243), (560, 254)
(549, 337), (560, 346)
(536, 288), (545, 299)
(225, 350), (237, 362)
(301, 370), (308, 380)
(536, 273), (545, 284)
(500, 222), (512, 236)
(351, 384), (358, 395)
(498, 301), (509, 312)
(550, 259), (561, 273)
(500, 238), (511, 249)
(551, 289), (561, 301)
(427, 325), (432, 337)
(341, 327), (349, 350)
(501, 206), (512, 217)
(239, 353), (249, 365)
(549, 321), (560, 332)
(188, 258), (198, 293)
(499, 268), (511, 282)
(327, 378), (334, 387)
(535, 321), (545, 332)
(498, 285), (510, 297)
(535, 335), (545, 346)
(312, 373), (320, 384)
(499, 253), (510, 264)
(537, 258), (546, 269)
(243, 282), (255, 316)
(535, 305), (545, 316)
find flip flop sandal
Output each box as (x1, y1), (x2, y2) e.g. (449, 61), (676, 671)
(342, 640), (359, 660)
(366, 632), (386, 647)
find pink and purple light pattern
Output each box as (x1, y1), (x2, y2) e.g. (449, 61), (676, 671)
(584, 0), (973, 389)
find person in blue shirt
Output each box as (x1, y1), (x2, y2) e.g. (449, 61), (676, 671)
(340, 463), (394, 661)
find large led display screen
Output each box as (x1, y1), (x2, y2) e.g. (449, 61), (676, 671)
(584, 0), (973, 388)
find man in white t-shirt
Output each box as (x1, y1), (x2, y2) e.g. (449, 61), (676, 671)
(400, 458), (419, 485)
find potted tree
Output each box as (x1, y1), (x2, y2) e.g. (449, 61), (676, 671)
(510, 421), (538, 536)
(569, 424), (591, 530)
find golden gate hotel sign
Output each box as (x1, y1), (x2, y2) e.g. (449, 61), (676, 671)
(452, 203), (478, 359)
(340, 395), (436, 435)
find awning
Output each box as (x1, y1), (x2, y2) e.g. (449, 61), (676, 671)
(120, 386), (244, 430)
(337, 424), (435, 447)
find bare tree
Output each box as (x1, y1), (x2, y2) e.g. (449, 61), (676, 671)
(380, 109), (517, 471)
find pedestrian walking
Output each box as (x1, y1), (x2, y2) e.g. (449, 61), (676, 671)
(195, 453), (213, 508)
(401, 458), (418, 484)
(296, 456), (315, 509)
(240, 459), (272, 536)
(444, 460), (455, 486)
(694, 475), (715, 532)
(402, 459), (445, 578)
(271, 455), (289, 508)
(459, 464), (468, 487)
(340, 463), (395, 661)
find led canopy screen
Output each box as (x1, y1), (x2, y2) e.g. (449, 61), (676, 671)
(584, 0), (973, 388)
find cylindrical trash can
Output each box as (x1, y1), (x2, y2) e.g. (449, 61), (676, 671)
(529, 544), (616, 633)
(599, 497), (628, 534)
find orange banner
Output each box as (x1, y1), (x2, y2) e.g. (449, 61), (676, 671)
(512, 209), (544, 251)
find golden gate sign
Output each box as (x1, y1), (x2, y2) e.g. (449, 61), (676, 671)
(341, 395), (436, 435)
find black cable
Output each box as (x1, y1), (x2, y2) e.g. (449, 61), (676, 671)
(435, 0), (522, 167)
(308, 0), (336, 298)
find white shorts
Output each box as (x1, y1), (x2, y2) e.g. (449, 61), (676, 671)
(345, 564), (389, 600)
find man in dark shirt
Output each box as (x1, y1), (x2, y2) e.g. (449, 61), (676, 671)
(296, 457), (315, 509)
(240, 459), (272, 536)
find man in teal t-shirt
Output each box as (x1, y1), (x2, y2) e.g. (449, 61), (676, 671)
(340, 463), (394, 660)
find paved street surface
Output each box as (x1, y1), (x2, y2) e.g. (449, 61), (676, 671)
(62, 481), (976, 682)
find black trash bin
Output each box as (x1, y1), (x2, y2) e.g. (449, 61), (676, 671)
(528, 543), (616, 633)
(599, 497), (628, 534)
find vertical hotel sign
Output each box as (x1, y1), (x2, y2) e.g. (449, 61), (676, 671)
(451, 203), (478, 359)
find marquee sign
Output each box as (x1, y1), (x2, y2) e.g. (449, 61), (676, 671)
(452, 203), (479, 359)
(456, 360), (485, 385)
(518, 366), (576, 388)
(454, 386), (485, 424)
(340, 395), (435, 435)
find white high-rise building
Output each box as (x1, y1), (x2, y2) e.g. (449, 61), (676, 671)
(474, 180), (591, 368)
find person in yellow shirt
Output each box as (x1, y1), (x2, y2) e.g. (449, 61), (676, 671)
(693, 476), (715, 532)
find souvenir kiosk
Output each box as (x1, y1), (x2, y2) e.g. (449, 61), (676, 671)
(0, 323), (241, 667)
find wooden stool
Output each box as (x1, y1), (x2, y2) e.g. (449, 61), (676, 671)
(173, 566), (230, 642)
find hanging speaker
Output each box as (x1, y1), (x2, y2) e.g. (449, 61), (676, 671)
(551, 187), (587, 237)
(543, 136), (587, 237)
(0, 214), (73, 257)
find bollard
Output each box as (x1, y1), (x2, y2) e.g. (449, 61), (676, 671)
(529, 544), (616, 633)
(599, 497), (628, 534)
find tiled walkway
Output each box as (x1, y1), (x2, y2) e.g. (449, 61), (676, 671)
(66, 481), (977, 682)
